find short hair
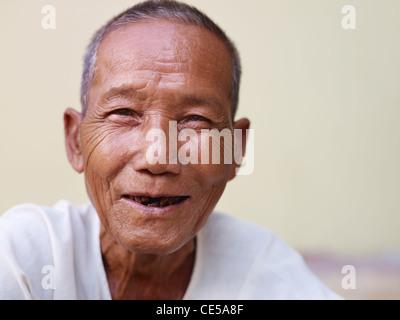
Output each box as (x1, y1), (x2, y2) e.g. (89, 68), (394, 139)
(80, 0), (241, 120)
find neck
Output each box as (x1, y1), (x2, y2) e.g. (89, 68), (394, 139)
(100, 227), (196, 300)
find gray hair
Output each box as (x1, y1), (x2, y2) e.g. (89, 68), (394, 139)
(80, 0), (242, 120)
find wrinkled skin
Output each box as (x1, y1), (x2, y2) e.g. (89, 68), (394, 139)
(64, 20), (250, 299)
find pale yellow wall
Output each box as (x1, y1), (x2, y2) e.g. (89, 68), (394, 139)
(1, 0), (399, 255)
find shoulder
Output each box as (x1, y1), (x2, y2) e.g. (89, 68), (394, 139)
(0, 200), (96, 253)
(195, 212), (342, 300)
(200, 212), (277, 257)
(0, 200), (95, 229)
(0, 200), (98, 299)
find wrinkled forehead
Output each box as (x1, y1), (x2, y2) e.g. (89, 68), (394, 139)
(91, 20), (232, 102)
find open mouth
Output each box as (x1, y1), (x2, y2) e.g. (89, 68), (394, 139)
(123, 195), (189, 208)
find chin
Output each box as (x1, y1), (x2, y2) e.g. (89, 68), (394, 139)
(113, 227), (191, 256)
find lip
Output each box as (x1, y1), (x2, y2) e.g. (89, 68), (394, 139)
(124, 193), (189, 198)
(121, 194), (190, 214)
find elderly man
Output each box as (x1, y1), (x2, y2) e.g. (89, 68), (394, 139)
(0, 0), (341, 300)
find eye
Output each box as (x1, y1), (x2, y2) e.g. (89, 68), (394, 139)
(108, 108), (140, 126)
(187, 115), (209, 122)
(112, 108), (135, 117)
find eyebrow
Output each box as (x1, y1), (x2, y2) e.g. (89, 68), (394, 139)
(99, 86), (137, 105)
(182, 95), (224, 110)
(98, 85), (225, 109)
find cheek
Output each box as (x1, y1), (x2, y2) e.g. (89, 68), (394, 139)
(184, 163), (231, 236)
(199, 130), (235, 165)
(179, 131), (234, 192)
(188, 161), (231, 205)
(84, 173), (113, 228)
(81, 125), (135, 180)
(195, 163), (231, 185)
(191, 135), (233, 209)
(80, 126), (137, 218)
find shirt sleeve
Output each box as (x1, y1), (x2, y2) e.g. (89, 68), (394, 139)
(237, 232), (344, 300)
(0, 204), (55, 300)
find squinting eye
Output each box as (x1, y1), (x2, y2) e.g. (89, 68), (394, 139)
(188, 115), (209, 122)
(112, 108), (135, 116)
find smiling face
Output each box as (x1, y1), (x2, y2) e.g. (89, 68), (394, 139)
(65, 20), (248, 255)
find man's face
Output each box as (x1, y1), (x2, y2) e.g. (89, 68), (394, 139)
(71, 20), (245, 255)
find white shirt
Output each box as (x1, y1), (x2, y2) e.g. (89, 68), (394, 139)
(0, 200), (342, 300)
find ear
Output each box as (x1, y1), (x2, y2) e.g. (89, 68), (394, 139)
(228, 117), (250, 181)
(64, 108), (84, 173)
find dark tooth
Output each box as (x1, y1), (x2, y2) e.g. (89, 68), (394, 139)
(147, 202), (159, 207)
(160, 198), (167, 207)
(128, 195), (187, 207)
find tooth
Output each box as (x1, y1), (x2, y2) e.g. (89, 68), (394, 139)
(133, 196), (141, 203)
(148, 201), (158, 207)
(126, 195), (186, 207)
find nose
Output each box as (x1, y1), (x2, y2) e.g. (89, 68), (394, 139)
(133, 117), (181, 175)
